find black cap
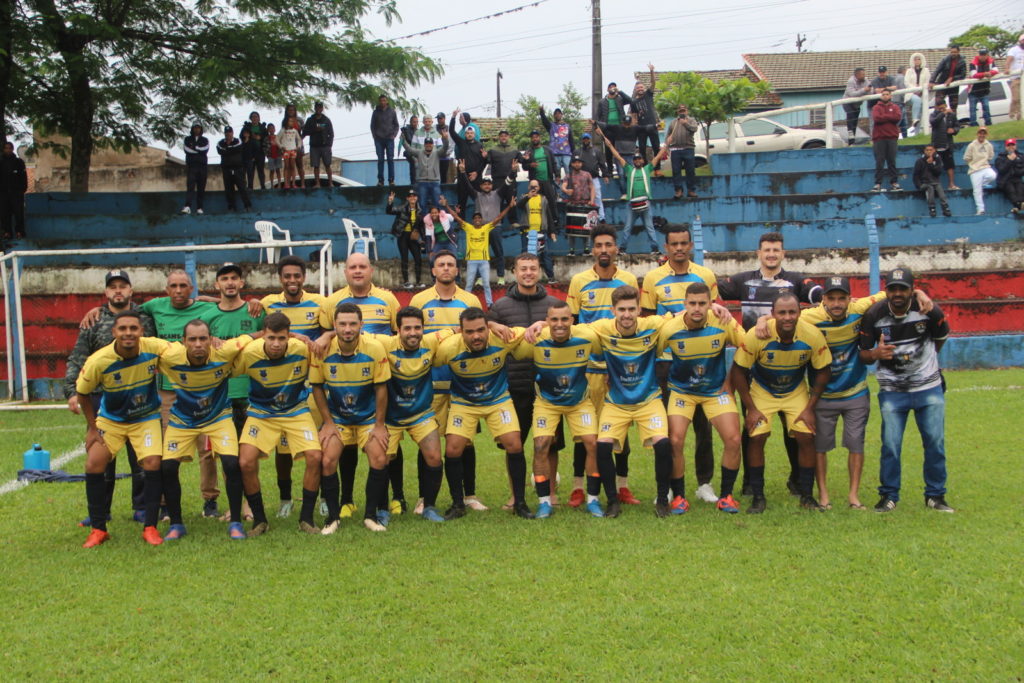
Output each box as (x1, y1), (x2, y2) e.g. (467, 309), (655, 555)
(436, 112), (445, 119)
(498, 129), (509, 135)
(216, 262), (243, 278)
(530, 130), (541, 136)
(105, 270), (131, 286)
(424, 138), (434, 145)
(314, 101), (324, 108)
(878, 65), (888, 72)
(553, 107), (562, 114)
(823, 276), (850, 294)
(571, 155), (583, 162)
(886, 267), (914, 289)
(407, 188), (418, 196)
(223, 125), (233, 133)
(607, 81), (617, 87)
(978, 47), (989, 54)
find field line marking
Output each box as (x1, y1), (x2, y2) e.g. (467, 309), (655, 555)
(0, 424), (79, 434)
(947, 385), (1023, 393)
(0, 445), (87, 496)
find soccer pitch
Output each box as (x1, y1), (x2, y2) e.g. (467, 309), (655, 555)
(1, 369), (1021, 679)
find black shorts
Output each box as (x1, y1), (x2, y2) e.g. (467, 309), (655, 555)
(937, 148), (954, 170)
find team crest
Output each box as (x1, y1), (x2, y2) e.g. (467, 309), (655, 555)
(476, 383), (487, 394)
(132, 394), (146, 405)
(459, 361), (468, 370)
(197, 396), (210, 409)
(798, 353), (807, 362)
(241, 320), (253, 331)
(711, 339), (720, 349)
(675, 398), (684, 408)
(344, 394), (355, 406)
(543, 349), (551, 359)
(492, 357), (501, 366)
(677, 341), (686, 351)
(748, 286), (758, 299)
(915, 322), (927, 334)
(537, 417), (547, 428)
(558, 374), (570, 387)
(293, 366), (301, 375)
(179, 373), (188, 382)
(402, 385), (415, 397)
(428, 309), (435, 319)
(576, 349), (586, 358)
(167, 442), (178, 452)
(664, 286), (671, 294)
(362, 367), (370, 376)
(259, 369), (268, 379)
(394, 360), (401, 370)
(625, 362), (638, 375)
(214, 369), (223, 378)
(305, 312), (316, 321)
(112, 372), (122, 383)
(248, 426), (259, 437)
(642, 337), (650, 346)
(330, 365), (338, 376)
(588, 291), (596, 301)
(767, 352), (775, 361)
(694, 366), (705, 377)
(610, 338), (618, 346)
(147, 364), (156, 374)
(273, 392), (287, 405)
(453, 416), (463, 427)
(376, 307), (385, 317)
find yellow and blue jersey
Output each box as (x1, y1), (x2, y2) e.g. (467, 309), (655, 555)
(639, 261), (719, 314)
(658, 315), (744, 397)
(410, 285), (480, 394)
(514, 326), (598, 406)
(158, 335), (253, 429)
(260, 291), (328, 340)
(567, 266), (638, 372)
(76, 337), (170, 423)
(232, 338), (312, 418)
(734, 319), (832, 397)
(801, 292), (885, 400)
(588, 316), (667, 406)
(375, 331), (452, 426)
(309, 335), (391, 426)
(433, 328), (525, 407)
(322, 285), (400, 335)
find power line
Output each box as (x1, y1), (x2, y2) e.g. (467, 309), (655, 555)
(387, 0), (551, 41)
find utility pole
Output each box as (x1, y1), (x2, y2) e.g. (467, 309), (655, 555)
(796, 33), (807, 52)
(496, 69), (503, 119)
(591, 0), (602, 119)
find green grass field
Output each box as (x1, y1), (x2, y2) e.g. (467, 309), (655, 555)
(1, 369), (1022, 679)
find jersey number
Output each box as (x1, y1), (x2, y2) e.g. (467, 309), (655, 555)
(499, 410), (512, 425)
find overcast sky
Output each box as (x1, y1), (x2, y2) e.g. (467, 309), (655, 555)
(210, 0), (1018, 160)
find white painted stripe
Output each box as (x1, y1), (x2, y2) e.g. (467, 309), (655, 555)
(0, 424), (79, 434)
(0, 446), (86, 496)
(947, 385), (1023, 393)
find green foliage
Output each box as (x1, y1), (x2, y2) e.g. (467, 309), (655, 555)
(504, 82), (588, 149)
(949, 23), (1022, 56)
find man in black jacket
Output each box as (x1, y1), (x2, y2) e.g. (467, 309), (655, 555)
(1, 141), (28, 238)
(576, 133), (608, 221)
(995, 138), (1024, 212)
(631, 64), (661, 160)
(386, 189), (424, 287)
(485, 129), (521, 225)
(370, 95), (400, 187)
(931, 45), (967, 110)
(913, 145), (951, 217)
(449, 108), (486, 213)
(302, 101), (334, 187)
(597, 82), (632, 174)
(217, 127), (251, 211)
(181, 122), (209, 215)
(929, 102), (960, 190)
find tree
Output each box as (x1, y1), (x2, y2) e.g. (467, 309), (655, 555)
(504, 82), (588, 149)
(950, 24), (1022, 56)
(653, 72), (771, 168)
(6, 0), (442, 191)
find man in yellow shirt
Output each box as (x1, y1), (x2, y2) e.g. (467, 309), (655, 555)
(448, 201), (514, 307)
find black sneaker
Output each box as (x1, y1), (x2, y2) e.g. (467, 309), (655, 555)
(512, 501), (534, 519)
(654, 500), (670, 518)
(943, 207), (952, 217)
(929, 207), (937, 217)
(925, 496), (955, 513)
(786, 479), (800, 497)
(799, 495), (826, 511)
(874, 496), (897, 512)
(202, 499), (220, 518)
(747, 494), (767, 514)
(444, 504), (467, 520)
(605, 500), (622, 518)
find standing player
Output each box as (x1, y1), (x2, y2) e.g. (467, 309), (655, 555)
(566, 224), (640, 506)
(640, 224), (721, 504)
(658, 283), (745, 513)
(75, 312), (169, 547)
(730, 292), (831, 514)
(410, 251), (487, 512)
(158, 320), (254, 540)
(311, 303), (392, 533)
(233, 312), (323, 536)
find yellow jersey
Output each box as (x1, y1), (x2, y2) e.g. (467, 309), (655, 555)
(232, 337), (312, 418)
(260, 291), (329, 341)
(734, 319), (832, 397)
(309, 335), (391, 426)
(76, 337), (170, 423)
(322, 284), (400, 336)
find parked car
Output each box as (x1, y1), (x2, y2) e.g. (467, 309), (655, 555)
(269, 173), (364, 188)
(692, 117), (847, 166)
(954, 78), (1012, 125)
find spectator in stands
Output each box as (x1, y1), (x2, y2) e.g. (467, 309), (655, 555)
(278, 116), (302, 189)
(596, 124), (668, 254)
(447, 201), (515, 307)
(930, 101), (960, 190)
(520, 130), (560, 228)
(994, 138), (1024, 214)
(265, 123), (282, 188)
(302, 101), (334, 188)
(664, 103), (699, 199)
(460, 167), (510, 286)
(181, 122), (208, 215)
(871, 90), (902, 192)
(370, 95), (399, 187)
(913, 145), (951, 217)
(281, 104), (305, 184)
(597, 82), (632, 175)
(401, 114), (422, 185)
(967, 48), (999, 128)
(894, 67), (909, 138)
(903, 54), (931, 134)
(539, 105), (574, 178)
(217, 126), (251, 211)
(1008, 34), (1024, 121)
(386, 189), (424, 288)
(426, 200), (458, 257)
(515, 181), (556, 280)
(239, 128), (256, 190)
(963, 126), (996, 215)
(870, 66), (897, 138)
(435, 113), (453, 183)
(449, 108), (486, 213)
(560, 155), (595, 256)
(631, 64), (661, 164)
(400, 131), (449, 211)
(576, 132), (608, 222)
(241, 112), (267, 190)
(1, 141), (26, 238)
(842, 67), (871, 144)
(595, 115), (642, 199)
(456, 111), (480, 141)
(931, 44), (966, 110)
(485, 129), (521, 225)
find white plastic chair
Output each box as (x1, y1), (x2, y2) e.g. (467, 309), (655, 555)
(254, 221), (293, 264)
(342, 218), (377, 259)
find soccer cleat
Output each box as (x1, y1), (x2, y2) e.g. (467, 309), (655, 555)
(747, 494), (767, 514)
(320, 519), (340, 535)
(376, 510), (391, 528)
(512, 501), (534, 519)
(339, 503), (357, 519)
(319, 500), (328, 517)
(464, 496), (489, 511)
(413, 498), (425, 515)
(654, 501), (671, 518)
(181, 206), (191, 214)
(164, 524), (187, 541)
(695, 483), (718, 503)
(276, 500), (293, 518)
(871, 184), (882, 192)
(420, 506), (445, 522)
(618, 487), (641, 505)
(249, 521), (269, 537)
(605, 500), (622, 518)
(443, 504), (467, 521)
(78, 514), (111, 527)
(586, 500), (605, 517)
(202, 499), (220, 518)
(716, 495), (740, 513)
(390, 498), (407, 515)
(82, 529), (110, 548)
(142, 526), (164, 546)
(786, 479), (801, 497)
(670, 496), (689, 515)
(363, 518), (387, 532)
(799, 495), (826, 511)
(568, 488), (585, 508)
(874, 497), (897, 512)
(535, 501), (553, 519)
(132, 510), (146, 523)
(925, 496), (955, 513)
(298, 520), (320, 534)
(228, 522), (247, 540)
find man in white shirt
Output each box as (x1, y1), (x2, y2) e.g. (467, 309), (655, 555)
(1007, 33), (1024, 121)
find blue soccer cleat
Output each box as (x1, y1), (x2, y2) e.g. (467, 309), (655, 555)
(420, 506), (445, 523)
(376, 509), (391, 528)
(227, 522), (247, 540)
(132, 510), (146, 524)
(535, 501), (553, 519)
(78, 514), (111, 528)
(164, 524), (187, 541)
(586, 499), (605, 518)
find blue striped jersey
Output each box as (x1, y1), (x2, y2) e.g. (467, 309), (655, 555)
(433, 329), (525, 406)
(158, 335), (254, 429)
(375, 331), (453, 426)
(658, 315), (744, 397)
(514, 325), (599, 406)
(232, 338), (312, 418)
(801, 292), (885, 400)
(734, 319), (832, 397)
(588, 316), (667, 406)
(76, 337), (170, 423)
(260, 291), (328, 340)
(309, 335), (391, 425)
(322, 285), (400, 335)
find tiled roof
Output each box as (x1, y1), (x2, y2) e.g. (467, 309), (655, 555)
(742, 48), (981, 92)
(634, 68), (783, 108)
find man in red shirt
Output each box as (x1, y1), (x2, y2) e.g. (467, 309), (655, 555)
(871, 90), (903, 192)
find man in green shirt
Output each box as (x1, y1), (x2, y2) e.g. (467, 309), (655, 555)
(594, 125), (668, 255)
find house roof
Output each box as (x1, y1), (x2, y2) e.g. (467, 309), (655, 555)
(742, 48), (981, 92)
(634, 69), (783, 108)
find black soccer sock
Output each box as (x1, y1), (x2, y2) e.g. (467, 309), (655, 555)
(720, 465), (739, 498)
(86, 472), (108, 532)
(670, 476), (686, 501)
(783, 429), (799, 482)
(417, 449), (428, 499)
(798, 466), (816, 497)
(586, 475), (602, 497)
(573, 442), (587, 478)
(275, 451), (292, 501)
(535, 476), (552, 498)
(276, 478), (292, 502)
(654, 440), (672, 504)
(616, 437), (631, 478)
(364, 467), (388, 520)
(160, 459), (183, 525)
(245, 491), (267, 525)
(748, 465), (765, 497)
(103, 459), (117, 517)
(596, 441), (618, 503)
(143, 469), (162, 527)
(445, 457), (465, 507)
(423, 464), (443, 508)
(220, 455), (243, 523)
(339, 445), (358, 505)
(463, 445), (478, 496)
(506, 451), (527, 504)
(321, 472), (340, 522)
(388, 448), (405, 502)
(300, 488), (317, 525)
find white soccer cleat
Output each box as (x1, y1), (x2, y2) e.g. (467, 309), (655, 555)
(321, 520), (340, 536)
(363, 518), (387, 532)
(465, 496), (489, 511)
(695, 483), (719, 503)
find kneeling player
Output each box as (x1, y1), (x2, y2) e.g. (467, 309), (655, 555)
(76, 312), (170, 547)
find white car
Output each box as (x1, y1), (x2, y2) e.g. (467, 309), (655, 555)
(693, 117), (847, 166)
(269, 173), (364, 188)
(954, 78), (1012, 125)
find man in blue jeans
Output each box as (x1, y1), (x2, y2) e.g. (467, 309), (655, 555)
(595, 125), (668, 255)
(859, 267), (954, 513)
(664, 104), (699, 199)
(370, 94), (399, 186)
(401, 133), (450, 211)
